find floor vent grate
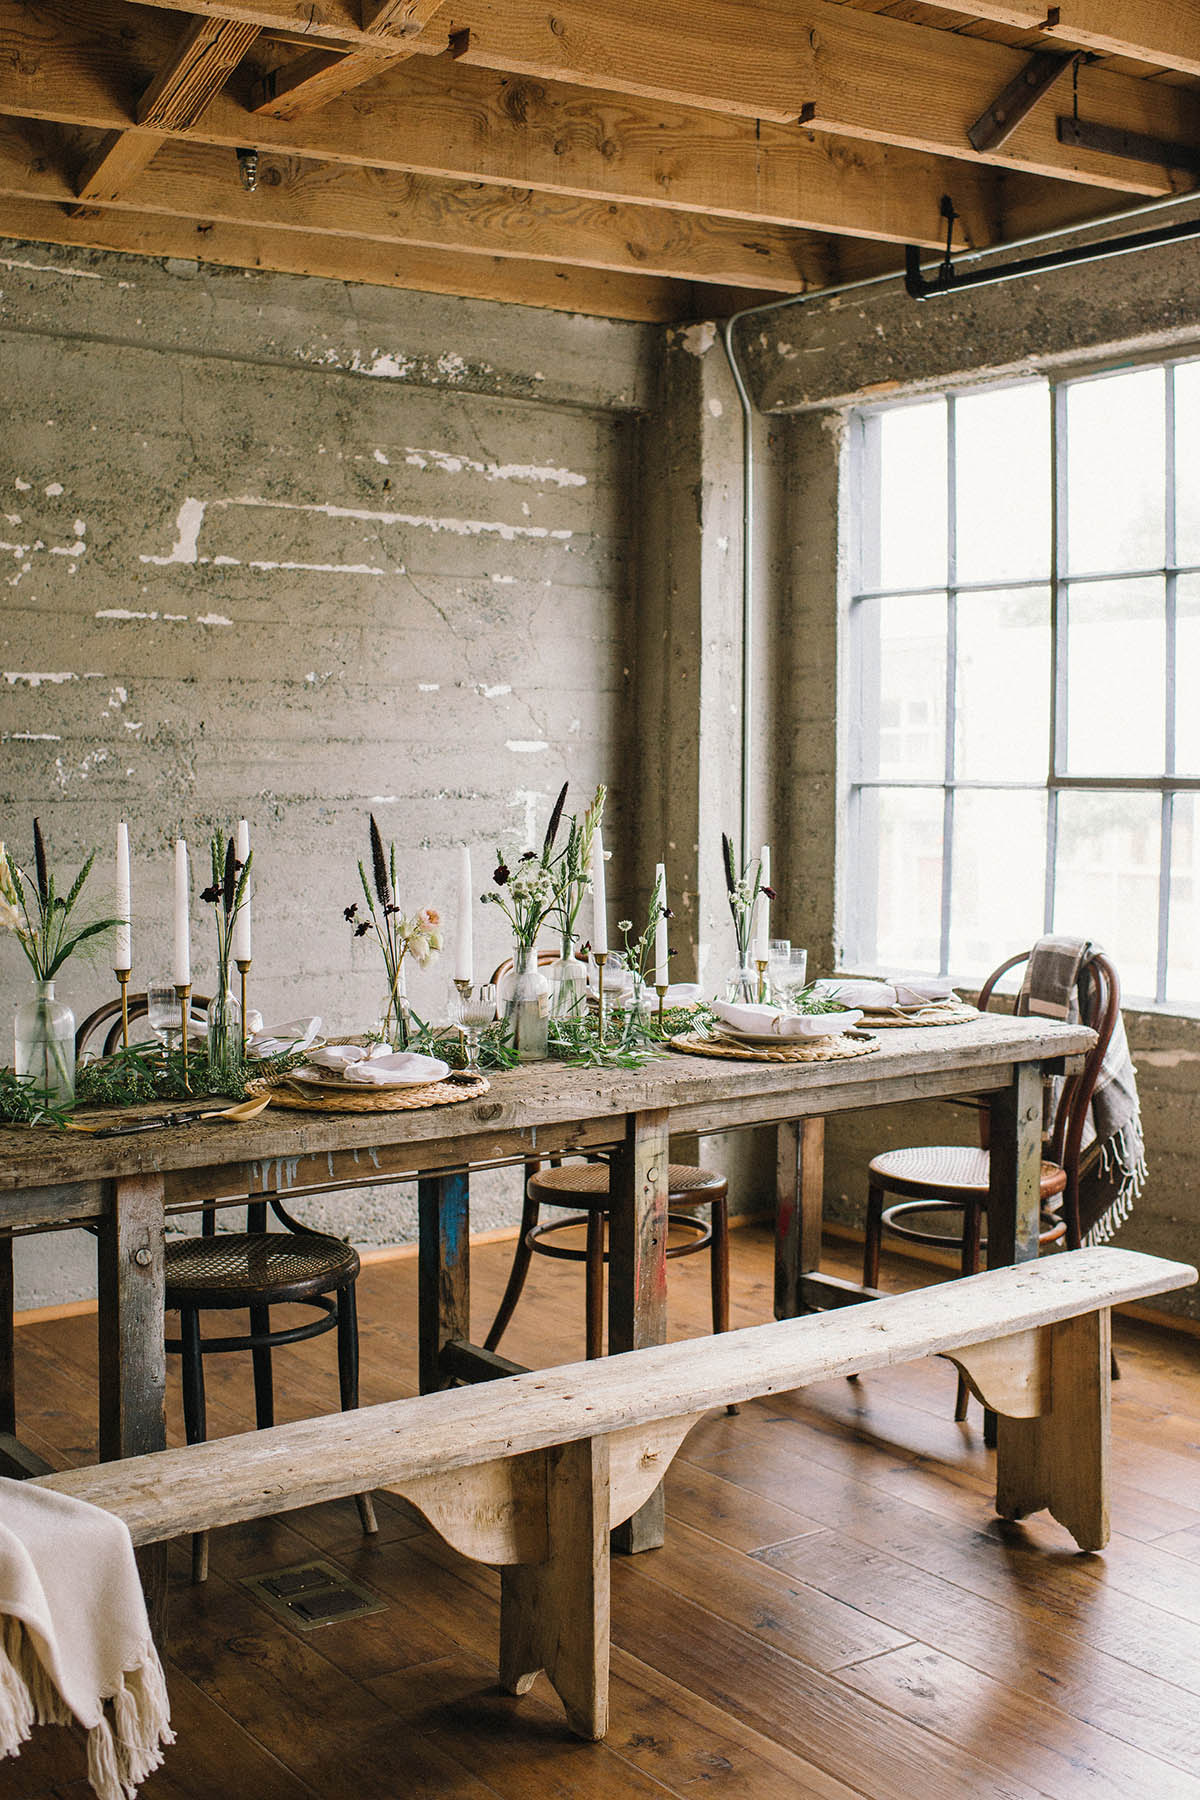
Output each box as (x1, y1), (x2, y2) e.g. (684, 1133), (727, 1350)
(241, 1559), (387, 1630)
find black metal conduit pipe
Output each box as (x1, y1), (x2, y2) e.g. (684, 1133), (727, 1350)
(721, 184), (1200, 870)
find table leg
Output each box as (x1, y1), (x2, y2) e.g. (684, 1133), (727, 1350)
(0, 1235), (13, 1440)
(608, 1108), (669, 1553)
(97, 1174), (167, 1639)
(986, 1061), (1044, 1269)
(774, 1117), (825, 1320)
(418, 1172), (470, 1394)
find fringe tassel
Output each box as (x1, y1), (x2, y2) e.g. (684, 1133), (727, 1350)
(0, 1618), (172, 1800)
(1084, 1123), (1147, 1247)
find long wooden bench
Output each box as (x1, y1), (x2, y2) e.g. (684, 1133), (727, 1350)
(31, 1246), (1196, 1741)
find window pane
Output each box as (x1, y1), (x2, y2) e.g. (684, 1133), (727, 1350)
(1167, 793), (1200, 1004)
(955, 383), (1050, 583)
(1176, 574), (1200, 775)
(1065, 367), (1165, 575)
(857, 593), (946, 781)
(1064, 578), (1165, 774)
(855, 787), (944, 970)
(955, 587), (1050, 780)
(874, 401), (948, 591)
(949, 790), (1047, 977)
(1174, 360), (1200, 568)
(1054, 790), (1160, 1000)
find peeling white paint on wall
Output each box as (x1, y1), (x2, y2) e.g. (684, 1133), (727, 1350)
(491, 573), (515, 584)
(402, 446), (587, 487)
(506, 740), (549, 753)
(3, 671), (86, 687)
(479, 684), (512, 698)
(195, 613), (233, 627)
(679, 321), (716, 357)
(417, 682), (440, 692)
(140, 494), (572, 570)
(4, 732), (61, 742)
(0, 256), (102, 281)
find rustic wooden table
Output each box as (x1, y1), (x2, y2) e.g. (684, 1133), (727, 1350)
(0, 1012), (1093, 1563)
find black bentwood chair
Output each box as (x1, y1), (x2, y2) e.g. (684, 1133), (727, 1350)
(75, 995), (377, 1582)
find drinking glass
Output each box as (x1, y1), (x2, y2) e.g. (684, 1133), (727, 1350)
(451, 984), (498, 1073)
(145, 982), (178, 1051)
(767, 937), (792, 999)
(788, 948), (809, 995)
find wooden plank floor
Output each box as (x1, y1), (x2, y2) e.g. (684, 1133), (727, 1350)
(9, 1222), (1200, 1800)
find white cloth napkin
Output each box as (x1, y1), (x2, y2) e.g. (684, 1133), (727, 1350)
(664, 983), (702, 1007)
(246, 1017), (322, 1059)
(815, 978), (897, 1009)
(342, 1051), (450, 1088)
(0, 1477), (174, 1800)
(712, 1000), (862, 1038)
(889, 973), (956, 1004)
(306, 1042), (390, 1072)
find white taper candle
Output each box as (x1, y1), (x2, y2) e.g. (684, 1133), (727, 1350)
(115, 821), (131, 971)
(173, 838), (190, 988)
(590, 828), (608, 955)
(233, 818), (252, 962)
(654, 863), (669, 987)
(455, 845), (474, 984)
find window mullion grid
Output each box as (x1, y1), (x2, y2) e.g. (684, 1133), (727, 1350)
(1046, 383), (1068, 933)
(941, 397), (957, 976)
(1159, 365), (1178, 1003)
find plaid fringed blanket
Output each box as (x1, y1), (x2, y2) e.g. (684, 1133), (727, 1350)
(1017, 934), (1147, 1245)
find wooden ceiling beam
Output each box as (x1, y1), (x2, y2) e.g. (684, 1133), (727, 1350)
(913, 1), (1200, 80)
(248, 0), (447, 120)
(0, 123), (861, 292)
(0, 194), (699, 319)
(77, 14), (260, 204)
(446, 0), (1200, 193)
(0, 3), (999, 248)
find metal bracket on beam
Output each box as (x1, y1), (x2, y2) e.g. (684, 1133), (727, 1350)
(968, 49), (1076, 152)
(1057, 116), (1200, 178)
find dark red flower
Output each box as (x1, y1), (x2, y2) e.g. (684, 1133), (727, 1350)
(762, 884), (776, 900)
(354, 920), (372, 937)
(493, 863), (510, 886)
(344, 903), (358, 922)
(200, 883), (220, 905)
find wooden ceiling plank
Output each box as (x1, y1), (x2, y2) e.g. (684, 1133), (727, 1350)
(911, 1), (1200, 80)
(0, 122), (863, 292)
(0, 194), (696, 319)
(249, 0), (446, 118)
(445, 0), (1200, 193)
(76, 15), (260, 205)
(0, 2), (998, 248)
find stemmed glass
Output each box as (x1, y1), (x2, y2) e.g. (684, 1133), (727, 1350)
(767, 939), (792, 1003)
(146, 982), (179, 1052)
(450, 984), (498, 1074)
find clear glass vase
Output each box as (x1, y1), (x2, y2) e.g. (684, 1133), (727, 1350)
(724, 964), (762, 1004)
(378, 966), (411, 1051)
(549, 937), (589, 1021)
(15, 979), (76, 1107)
(504, 944), (551, 1061)
(205, 986), (243, 1087)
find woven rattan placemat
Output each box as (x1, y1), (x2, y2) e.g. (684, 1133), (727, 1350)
(669, 1032), (880, 1065)
(857, 1000), (978, 1029)
(245, 1073), (491, 1113)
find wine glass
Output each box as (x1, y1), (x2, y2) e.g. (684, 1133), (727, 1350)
(450, 984), (498, 1074)
(145, 982), (178, 1051)
(767, 937), (792, 1001)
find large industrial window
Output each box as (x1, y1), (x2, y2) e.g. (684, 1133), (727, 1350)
(847, 355), (1200, 1007)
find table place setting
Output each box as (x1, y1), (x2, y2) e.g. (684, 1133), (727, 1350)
(813, 974), (979, 1028)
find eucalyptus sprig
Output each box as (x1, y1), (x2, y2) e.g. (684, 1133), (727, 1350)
(0, 1066), (72, 1128)
(405, 1010), (518, 1072)
(1, 821), (118, 980)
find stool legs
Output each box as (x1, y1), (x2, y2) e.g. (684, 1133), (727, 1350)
(585, 1213), (605, 1360)
(485, 1185), (541, 1353)
(179, 1307), (210, 1584)
(249, 1302), (274, 1430)
(863, 1183), (884, 1289)
(336, 1283), (378, 1536)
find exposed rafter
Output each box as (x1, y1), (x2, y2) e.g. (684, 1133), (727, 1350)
(916, 0), (1200, 81)
(248, 0), (447, 120)
(76, 15), (260, 204)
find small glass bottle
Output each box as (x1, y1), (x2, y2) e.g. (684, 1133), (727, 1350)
(15, 980), (76, 1107)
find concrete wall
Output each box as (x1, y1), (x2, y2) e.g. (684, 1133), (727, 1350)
(0, 243), (659, 1307)
(760, 245), (1200, 1321)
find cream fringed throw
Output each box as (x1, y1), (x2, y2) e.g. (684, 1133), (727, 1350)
(0, 1477), (174, 1798)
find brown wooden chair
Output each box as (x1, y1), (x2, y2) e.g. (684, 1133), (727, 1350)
(75, 996), (377, 1581)
(861, 947), (1120, 1419)
(485, 955), (735, 1380)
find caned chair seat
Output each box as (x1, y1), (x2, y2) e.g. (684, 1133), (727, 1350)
(527, 1162), (728, 1209)
(164, 1232), (361, 1311)
(867, 1145), (1067, 1205)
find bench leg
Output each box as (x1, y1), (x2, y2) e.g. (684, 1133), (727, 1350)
(608, 1108), (669, 1554)
(499, 1435), (610, 1741)
(994, 1309), (1112, 1552)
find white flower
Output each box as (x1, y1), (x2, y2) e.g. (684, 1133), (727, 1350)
(0, 893), (22, 934)
(617, 919), (633, 933)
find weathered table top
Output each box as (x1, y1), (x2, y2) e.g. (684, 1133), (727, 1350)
(0, 1013), (1094, 1223)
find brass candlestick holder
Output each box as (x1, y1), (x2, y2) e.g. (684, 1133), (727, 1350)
(454, 977), (473, 1001)
(656, 982), (669, 1034)
(114, 968), (131, 1049)
(175, 984), (192, 1092)
(236, 957), (251, 1052)
(593, 951), (608, 1034)
(756, 958), (769, 1003)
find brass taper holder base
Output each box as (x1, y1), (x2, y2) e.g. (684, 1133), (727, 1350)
(236, 958), (251, 1052)
(454, 978), (473, 1001)
(593, 951), (608, 1034)
(175, 984), (192, 1091)
(756, 958), (769, 1004)
(656, 983), (668, 1033)
(114, 968), (131, 1049)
